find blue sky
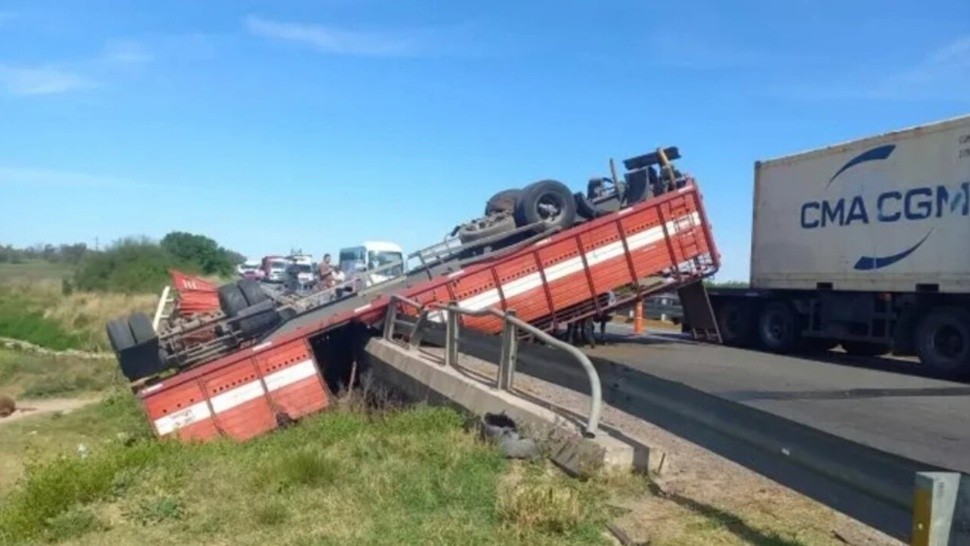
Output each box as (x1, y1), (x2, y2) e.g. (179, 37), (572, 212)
(1, 0), (968, 281)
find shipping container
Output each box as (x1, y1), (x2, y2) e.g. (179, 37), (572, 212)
(752, 115), (970, 292)
(703, 114), (970, 377)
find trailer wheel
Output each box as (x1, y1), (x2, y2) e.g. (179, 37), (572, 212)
(238, 278), (268, 306)
(106, 318), (136, 353)
(841, 341), (890, 357)
(484, 189), (522, 216)
(916, 307), (970, 376)
(514, 179), (577, 232)
(716, 301), (753, 347)
(757, 301), (798, 352)
(218, 283), (249, 318)
(127, 312), (157, 344)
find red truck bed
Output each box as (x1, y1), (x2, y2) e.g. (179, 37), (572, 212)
(136, 181), (718, 441)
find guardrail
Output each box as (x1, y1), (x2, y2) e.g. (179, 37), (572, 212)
(401, 325), (969, 545)
(382, 294), (603, 436)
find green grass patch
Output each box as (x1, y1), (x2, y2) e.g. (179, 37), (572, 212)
(0, 348), (118, 400)
(0, 293), (87, 351)
(0, 396), (611, 546)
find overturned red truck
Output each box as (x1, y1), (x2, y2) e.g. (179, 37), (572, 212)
(106, 147), (721, 441)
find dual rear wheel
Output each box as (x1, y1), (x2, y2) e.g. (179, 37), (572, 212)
(715, 299), (970, 377)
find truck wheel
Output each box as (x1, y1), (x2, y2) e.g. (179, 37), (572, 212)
(841, 341), (890, 357)
(218, 283), (249, 318)
(106, 318), (136, 353)
(916, 307), (970, 376)
(127, 312), (157, 344)
(484, 189), (522, 216)
(716, 301), (753, 347)
(458, 214), (516, 244)
(238, 279), (268, 306)
(514, 180), (577, 232)
(757, 301), (798, 353)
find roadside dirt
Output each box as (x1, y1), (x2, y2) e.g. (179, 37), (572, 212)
(0, 397), (98, 427)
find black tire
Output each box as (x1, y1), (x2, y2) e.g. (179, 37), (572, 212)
(716, 301), (753, 347)
(106, 318), (136, 353)
(127, 312), (157, 344)
(218, 283), (249, 318)
(484, 189), (522, 216)
(457, 214), (516, 244)
(916, 307), (970, 376)
(841, 341), (890, 357)
(514, 179), (577, 232)
(237, 300), (282, 338)
(574, 192), (600, 220)
(238, 278), (268, 306)
(757, 301), (799, 352)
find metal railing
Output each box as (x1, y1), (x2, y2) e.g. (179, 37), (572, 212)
(382, 294), (603, 437)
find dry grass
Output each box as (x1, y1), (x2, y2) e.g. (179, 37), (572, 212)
(0, 276), (157, 351)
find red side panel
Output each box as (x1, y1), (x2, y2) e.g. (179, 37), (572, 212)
(203, 361), (277, 441)
(253, 340), (329, 420)
(140, 339), (329, 443)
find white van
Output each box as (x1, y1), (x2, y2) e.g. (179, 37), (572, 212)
(338, 241), (405, 289)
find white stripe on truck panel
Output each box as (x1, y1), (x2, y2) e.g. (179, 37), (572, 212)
(152, 359), (318, 436)
(454, 212), (701, 313)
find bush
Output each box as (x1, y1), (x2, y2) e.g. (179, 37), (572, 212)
(74, 238), (175, 294)
(160, 232), (237, 277)
(72, 233), (243, 294)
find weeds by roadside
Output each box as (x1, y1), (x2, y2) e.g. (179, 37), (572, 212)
(0, 393), (612, 546)
(0, 348), (118, 400)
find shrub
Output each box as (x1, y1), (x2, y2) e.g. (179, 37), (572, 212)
(74, 238), (176, 294)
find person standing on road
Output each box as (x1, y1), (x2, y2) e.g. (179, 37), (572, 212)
(318, 253), (335, 289)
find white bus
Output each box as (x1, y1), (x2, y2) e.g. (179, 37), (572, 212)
(338, 241), (405, 289)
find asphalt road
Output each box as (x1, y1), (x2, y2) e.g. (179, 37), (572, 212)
(588, 323), (970, 473)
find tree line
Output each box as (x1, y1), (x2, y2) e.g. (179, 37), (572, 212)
(2, 232), (245, 294)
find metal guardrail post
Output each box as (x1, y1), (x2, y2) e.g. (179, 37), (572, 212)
(911, 472), (968, 546)
(445, 309), (460, 367)
(498, 311), (517, 391)
(409, 309), (429, 350)
(382, 302), (397, 341)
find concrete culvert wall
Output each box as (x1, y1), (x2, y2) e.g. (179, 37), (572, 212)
(308, 322), (375, 394)
(0, 395), (16, 418)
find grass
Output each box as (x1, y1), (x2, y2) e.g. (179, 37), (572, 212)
(0, 394), (613, 546)
(0, 263), (158, 351)
(0, 348), (119, 400)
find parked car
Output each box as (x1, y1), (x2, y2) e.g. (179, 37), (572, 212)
(644, 293), (683, 324)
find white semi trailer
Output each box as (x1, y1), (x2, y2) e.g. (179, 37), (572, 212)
(706, 114), (970, 376)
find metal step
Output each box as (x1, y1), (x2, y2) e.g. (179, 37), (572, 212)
(677, 281), (721, 343)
